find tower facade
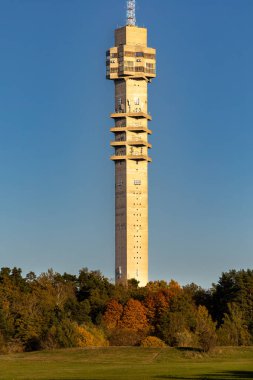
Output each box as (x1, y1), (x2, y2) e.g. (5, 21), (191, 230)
(106, 15), (156, 287)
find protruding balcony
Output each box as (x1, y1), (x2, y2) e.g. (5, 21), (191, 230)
(128, 154), (152, 162)
(110, 126), (152, 134)
(110, 140), (152, 148)
(110, 152), (152, 162)
(128, 139), (152, 148)
(126, 125), (152, 134)
(110, 112), (152, 121)
(110, 141), (126, 147)
(110, 154), (127, 161)
(111, 155), (152, 162)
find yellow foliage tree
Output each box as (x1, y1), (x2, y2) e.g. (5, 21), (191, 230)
(76, 325), (108, 347)
(195, 305), (217, 352)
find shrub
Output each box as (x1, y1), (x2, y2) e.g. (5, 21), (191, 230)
(140, 336), (166, 348)
(6, 339), (24, 354)
(174, 329), (196, 348)
(42, 319), (80, 349)
(108, 328), (145, 346)
(76, 324), (108, 347)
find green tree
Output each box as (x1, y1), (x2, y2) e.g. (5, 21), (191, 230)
(77, 268), (114, 323)
(211, 269), (253, 331)
(217, 303), (251, 346)
(157, 289), (196, 347)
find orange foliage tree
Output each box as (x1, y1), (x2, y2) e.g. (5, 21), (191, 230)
(102, 299), (123, 330)
(102, 298), (149, 346)
(167, 280), (182, 300)
(120, 299), (149, 331)
(143, 280), (182, 331)
(144, 291), (169, 326)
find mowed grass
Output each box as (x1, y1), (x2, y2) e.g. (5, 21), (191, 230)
(0, 346), (253, 380)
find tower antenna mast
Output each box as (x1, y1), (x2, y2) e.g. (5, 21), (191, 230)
(126, 0), (136, 26)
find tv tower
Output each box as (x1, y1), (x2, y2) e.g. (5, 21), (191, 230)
(106, 0), (156, 286)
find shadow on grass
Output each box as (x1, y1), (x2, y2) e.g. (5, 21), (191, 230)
(155, 371), (253, 379)
(38, 372), (253, 380)
(176, 347), (202, 352)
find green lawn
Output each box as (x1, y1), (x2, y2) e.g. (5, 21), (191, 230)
(0, 347), (252, 380)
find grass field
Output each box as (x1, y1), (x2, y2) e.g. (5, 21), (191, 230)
(0, 347), (253, 380)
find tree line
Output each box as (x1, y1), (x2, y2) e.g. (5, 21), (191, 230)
(0, 267), (252, 353)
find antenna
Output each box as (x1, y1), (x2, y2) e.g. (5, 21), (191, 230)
(126, 0), (136, 26)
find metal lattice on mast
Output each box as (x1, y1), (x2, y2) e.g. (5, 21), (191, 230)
(126, 0), (136, 26)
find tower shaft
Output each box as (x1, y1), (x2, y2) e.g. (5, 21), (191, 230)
(106, 25), (156, 287)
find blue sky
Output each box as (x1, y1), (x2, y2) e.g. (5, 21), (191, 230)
(0, 0), (252, 288)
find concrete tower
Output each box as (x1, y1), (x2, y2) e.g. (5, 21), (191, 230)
(106, 1), (156, 287)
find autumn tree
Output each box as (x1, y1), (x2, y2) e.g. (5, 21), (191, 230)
(195, 306), (217, 352)
(120, 299), (149, 331)
(105, 298), (149, 346)
(102, 299), (123, 330)
(144, 291), (168, 329)
(143, 280), (181, 330)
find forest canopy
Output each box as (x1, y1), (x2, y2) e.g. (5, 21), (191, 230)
(0, 267), (252, 353)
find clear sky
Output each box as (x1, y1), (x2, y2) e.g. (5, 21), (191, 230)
(0, 0), (252, 289)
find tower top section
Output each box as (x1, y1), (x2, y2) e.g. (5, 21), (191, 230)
(107, 25), (156, 81)
(126, 0), (136, 26)
(115, 25), (147, 47)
